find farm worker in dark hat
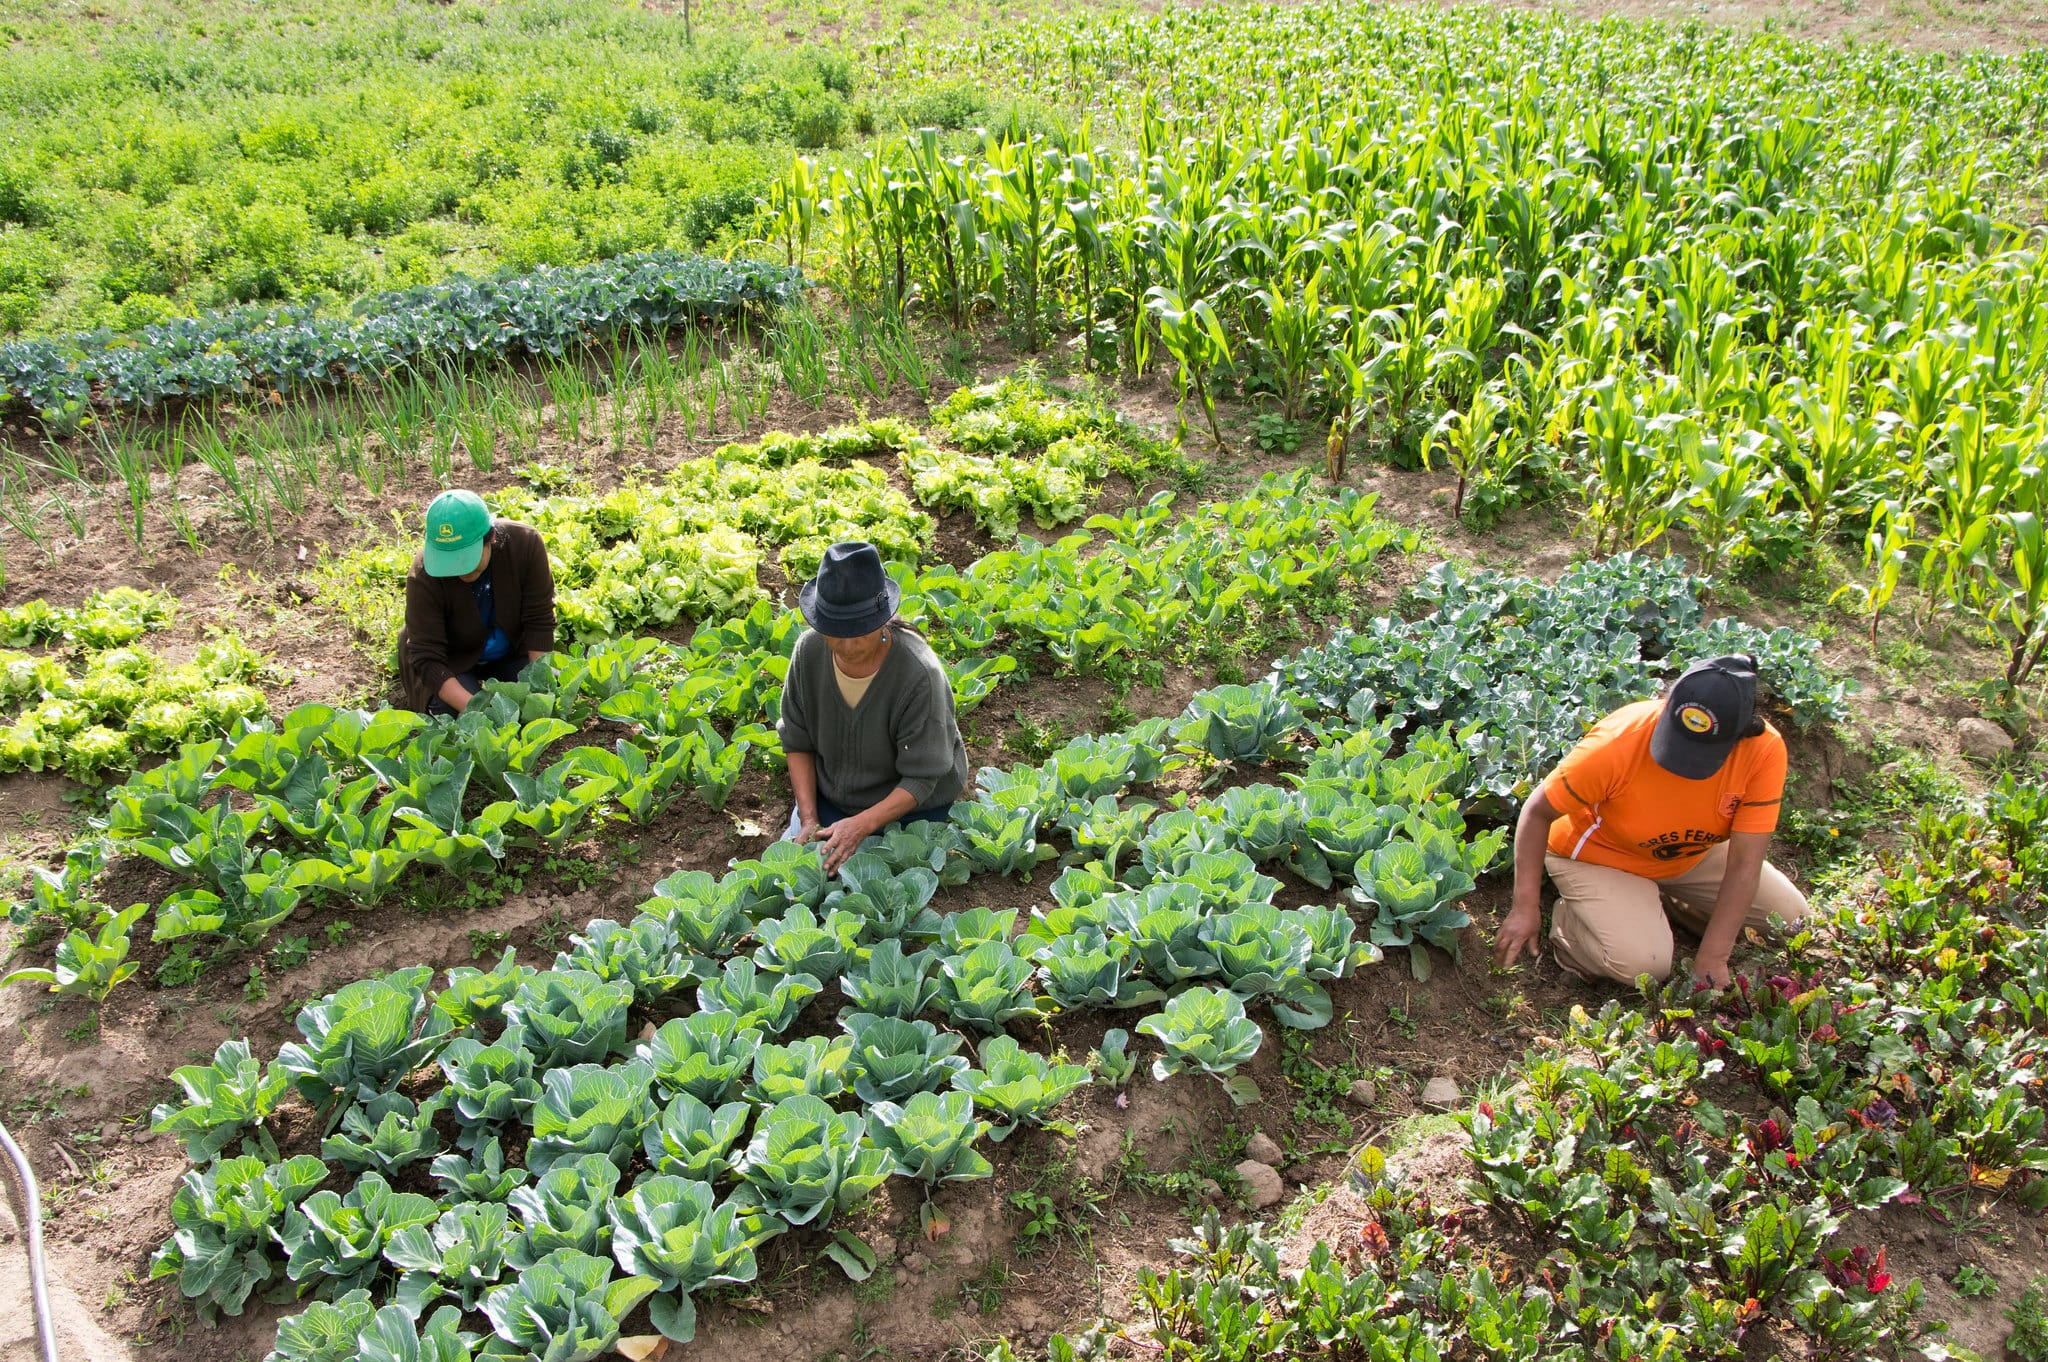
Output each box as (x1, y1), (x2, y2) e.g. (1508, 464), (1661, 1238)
(1494, 654), (1808, 988)
(398, 490), (557, 715)
(778, 540), (969, 873)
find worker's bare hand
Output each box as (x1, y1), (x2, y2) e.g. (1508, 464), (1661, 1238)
(1494, 902), (1542, 970)
(816, 818), (870, 874)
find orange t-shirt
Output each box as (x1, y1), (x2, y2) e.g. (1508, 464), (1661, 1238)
(1544, 699), (1787, 880)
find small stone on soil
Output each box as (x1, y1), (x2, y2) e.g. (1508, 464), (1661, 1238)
(98, 1121), (119, 1142)
(1244, 1131), (1284, 1167)
(870, 1233), (898, 1263)
(1958, 717), (2015, 760)
(1347, 1078), (1379, 1106)
(1235, 1159), (1285, 1208)
(902, 1251), (929, 1273)
(1199, 1178), (1222, 1202)
(1281, 1163), (1313, 1184)
(1421, 1076), (1462, 1109)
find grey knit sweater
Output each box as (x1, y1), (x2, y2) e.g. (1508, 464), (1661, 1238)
(777, 626), (969, 814)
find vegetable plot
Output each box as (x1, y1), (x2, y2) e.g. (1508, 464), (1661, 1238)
(0, 588), (271, 782)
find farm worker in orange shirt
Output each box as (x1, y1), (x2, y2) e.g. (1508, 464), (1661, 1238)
(1493, 654), (1808, 988)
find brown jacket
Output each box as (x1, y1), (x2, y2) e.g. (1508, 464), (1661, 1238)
(397, 520), (557, 711)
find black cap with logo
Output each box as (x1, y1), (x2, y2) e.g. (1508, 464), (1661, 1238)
(1649, 654), (1760, 780)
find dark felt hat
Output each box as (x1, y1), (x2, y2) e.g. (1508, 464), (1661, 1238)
(799, 541), (900, 638)
(1650, 654), (1760, 780)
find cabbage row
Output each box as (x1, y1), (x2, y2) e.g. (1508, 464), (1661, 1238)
(146, 659), (1512, 1360)
(0, 252), (802, 428)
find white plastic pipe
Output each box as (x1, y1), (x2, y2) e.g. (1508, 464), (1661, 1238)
(0, 1117), (58, 1362)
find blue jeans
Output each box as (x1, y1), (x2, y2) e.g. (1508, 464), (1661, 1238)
(783, 794), (952, 841)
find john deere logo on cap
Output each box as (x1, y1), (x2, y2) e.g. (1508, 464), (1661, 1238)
(434, 524), (461, 542)
(1679, 704), (1716, 736)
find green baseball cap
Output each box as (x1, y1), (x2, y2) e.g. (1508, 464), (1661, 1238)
(421, 490), (492, 577)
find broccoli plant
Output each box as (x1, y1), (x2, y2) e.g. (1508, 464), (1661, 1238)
(952, 1035), (1093, 1139)
(633, 1011), (764, 1105)
(733, 1094), (892, 1227)
(507, 1154), (622, 1269)
(842, 1012), (969, 1104)
(478, 1248), (657, 1362)
(149, 1037), (290, 1162)
(867, 1091), (993, 1184)
(1137, 986), (1265, 1104)
(608, 1176), (777, 1342)
(149, 1154), (330, 1319)
(641, 1092), (751, 1182)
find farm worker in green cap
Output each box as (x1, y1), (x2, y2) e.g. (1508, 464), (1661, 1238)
(1494, 655), (1808, 989)
(397, 489), (558, 715)
(778, 541), (969, 874)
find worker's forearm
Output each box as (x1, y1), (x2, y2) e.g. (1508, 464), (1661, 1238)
(787, 752), (820, 821)
(859, 787), (918, 831)
(1511, 800), (1551, 912)
(437, 675), (474, 713)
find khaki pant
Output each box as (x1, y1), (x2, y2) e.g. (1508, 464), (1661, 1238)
(1544, 842), (1808, 984)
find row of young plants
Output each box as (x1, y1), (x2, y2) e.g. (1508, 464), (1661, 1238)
(0, 252), (803, 429)
(1031, 776), (2048, 1361)
(776, 2), (2048, 681)
(0, 587), (273, 781)
(142, 634), (1520, 1359)
(7, 464), (1411, 991)
(319, 379), (1184, 664)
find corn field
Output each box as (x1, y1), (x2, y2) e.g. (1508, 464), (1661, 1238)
(771, 2), (2048, 684)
